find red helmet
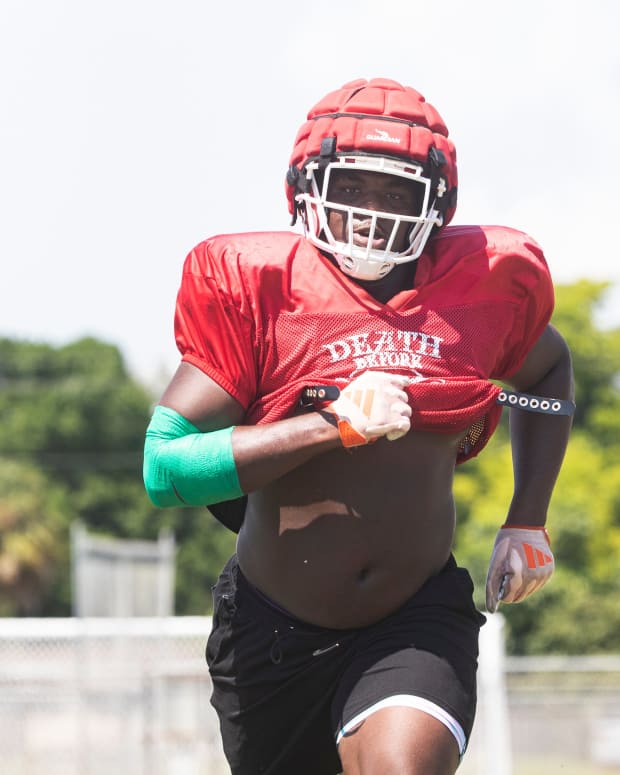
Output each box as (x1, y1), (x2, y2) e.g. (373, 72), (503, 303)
(286, 78), (458, 280)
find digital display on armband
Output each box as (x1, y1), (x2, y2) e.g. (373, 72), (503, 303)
(299, 385), (341, 407)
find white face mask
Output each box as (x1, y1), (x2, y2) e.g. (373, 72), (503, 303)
(296, 155), (444, 281)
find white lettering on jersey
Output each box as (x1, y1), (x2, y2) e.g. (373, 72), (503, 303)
(322, 330), (443, 371)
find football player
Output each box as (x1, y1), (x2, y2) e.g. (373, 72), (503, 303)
(144, 78), (574, 775)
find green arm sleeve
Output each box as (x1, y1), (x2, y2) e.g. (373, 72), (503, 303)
(143, 405), (243, 508)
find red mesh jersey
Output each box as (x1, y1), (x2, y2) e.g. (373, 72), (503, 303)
(174, 225), (554, 462)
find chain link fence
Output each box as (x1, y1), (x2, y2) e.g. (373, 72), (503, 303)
(2, 616), (620, 775)
(0, 617), (226, 775)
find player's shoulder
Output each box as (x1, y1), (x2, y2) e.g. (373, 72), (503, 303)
(427, 225), (550, 292)
(179, 230), (322, 307)
(187, 230), (306, 272)
(432, 224), (546, 267)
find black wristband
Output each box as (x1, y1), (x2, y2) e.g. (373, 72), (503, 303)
(299, 385), (341, 407)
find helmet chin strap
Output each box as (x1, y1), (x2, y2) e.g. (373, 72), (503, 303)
(333, 251), (395, 282)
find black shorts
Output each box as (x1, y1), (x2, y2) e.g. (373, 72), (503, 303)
(207, 555), (486, 775)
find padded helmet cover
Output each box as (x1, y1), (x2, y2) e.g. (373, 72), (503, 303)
(286, 77), (458, 226)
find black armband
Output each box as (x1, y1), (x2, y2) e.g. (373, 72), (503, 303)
(496, 389), (575, 416)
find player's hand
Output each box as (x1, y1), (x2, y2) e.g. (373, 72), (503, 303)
(324, 371), (412, 448)
(485, 526), (555, 613)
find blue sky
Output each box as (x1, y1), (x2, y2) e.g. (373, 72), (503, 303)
(1, 0), (618, 389)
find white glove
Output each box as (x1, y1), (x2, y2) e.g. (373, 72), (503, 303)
(485, 525), (555, 613)
(325, 371), (412, 448)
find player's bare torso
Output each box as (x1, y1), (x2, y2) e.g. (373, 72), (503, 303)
(237, 425), (463, 629)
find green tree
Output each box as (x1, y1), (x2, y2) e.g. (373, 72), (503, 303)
(0, 336), (235, 616)
(454, 281), (620, 654)
(0, 459), (74, 615)
(552, 281), (620, 445)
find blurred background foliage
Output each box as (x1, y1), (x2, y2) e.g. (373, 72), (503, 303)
(0, 337), (236, 618)
(0, 281), (618, 655)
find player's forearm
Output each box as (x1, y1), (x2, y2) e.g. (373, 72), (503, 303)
(145, 371), (412, 507)
(144, 405), (341, 508)
(234, 370), (413, 493)
(232, 412), (341, 494)
(505, 347), (574, 525)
